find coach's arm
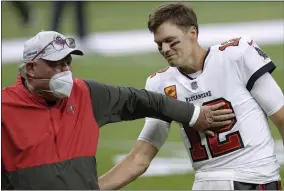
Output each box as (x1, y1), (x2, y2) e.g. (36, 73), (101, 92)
(84, 79), (234, 131)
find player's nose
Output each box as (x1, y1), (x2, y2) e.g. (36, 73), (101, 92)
(161, 43), (171, 54)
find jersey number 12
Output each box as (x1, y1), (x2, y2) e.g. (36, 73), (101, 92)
(183, 98), (244, 162)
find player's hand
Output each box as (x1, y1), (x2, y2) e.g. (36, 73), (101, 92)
(192, 102), (235, 134)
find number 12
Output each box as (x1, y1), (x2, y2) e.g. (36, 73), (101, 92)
(183, 98), (244, 162)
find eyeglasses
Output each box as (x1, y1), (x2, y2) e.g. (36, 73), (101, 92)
(32, 37), (76, 61)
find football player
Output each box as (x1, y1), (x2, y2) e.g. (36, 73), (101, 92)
(98, 3), (284, 190)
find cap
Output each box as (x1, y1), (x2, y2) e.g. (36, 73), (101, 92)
(23, 31), (83, 62)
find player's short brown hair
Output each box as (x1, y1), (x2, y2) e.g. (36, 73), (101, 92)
(148, 3), (199, 34)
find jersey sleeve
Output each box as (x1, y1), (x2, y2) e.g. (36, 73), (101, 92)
(137, 77), (171, 150)
(251, 73), (284, 116)
(238, 37), (276, 91)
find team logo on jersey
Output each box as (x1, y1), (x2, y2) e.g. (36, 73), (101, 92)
(254, 46), (268, 60)
(191, 81), (198, 90)
(67, 104), (76, 115)
(164, 85), (177, 99)
(247, 40), (253, 46)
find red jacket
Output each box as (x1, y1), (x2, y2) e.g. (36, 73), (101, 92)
(2, 77), (100, 189)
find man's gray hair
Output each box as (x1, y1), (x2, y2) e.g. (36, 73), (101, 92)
(19, 62), (27, 79)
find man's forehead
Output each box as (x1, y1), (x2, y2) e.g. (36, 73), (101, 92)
(154, 35), (174, 43)
(154, 22), (184, 42)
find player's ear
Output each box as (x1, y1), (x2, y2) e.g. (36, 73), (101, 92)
(188, 26), (198, 40)
(189, 26), (197, 37)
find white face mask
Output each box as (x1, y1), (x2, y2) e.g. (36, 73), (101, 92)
(49, 71), (73, 98)
(28, 71), (73, 99)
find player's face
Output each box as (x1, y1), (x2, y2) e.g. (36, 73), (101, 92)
(154, 22), (197, 68)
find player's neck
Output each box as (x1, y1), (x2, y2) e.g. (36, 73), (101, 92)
(180, 47), (207, 74)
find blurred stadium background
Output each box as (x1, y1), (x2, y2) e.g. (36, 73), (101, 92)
(1, 1), (283, 190)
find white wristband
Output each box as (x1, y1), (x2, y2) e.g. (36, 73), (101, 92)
(189, 105), (201, 127)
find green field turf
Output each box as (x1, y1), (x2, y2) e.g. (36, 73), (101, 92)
(1, 2), (284, 190)
(2, 1), (284, 39)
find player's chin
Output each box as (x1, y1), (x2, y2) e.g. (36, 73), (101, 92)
(164, 56), (174, 64)
(168, 61), (178, 67)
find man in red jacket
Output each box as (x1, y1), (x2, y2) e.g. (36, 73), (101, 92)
(1, 31), (234, 190)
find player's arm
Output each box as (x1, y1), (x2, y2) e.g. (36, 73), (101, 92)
(99, 140), (158, 190)
(98, 78), (170, 190)
(250, 73), (284, 143)
(83, 79), (233, 130)
(240, 38), (284, 143)
(98, 119), (169, 190)
(270, 107), (284, 144)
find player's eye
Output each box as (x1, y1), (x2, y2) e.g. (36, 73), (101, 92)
(165, 37), (175, 43)
(170, 41), (181, 48)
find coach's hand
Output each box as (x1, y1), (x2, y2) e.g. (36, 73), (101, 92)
(192, 102), (235, 136)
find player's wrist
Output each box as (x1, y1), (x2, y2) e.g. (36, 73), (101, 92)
(189, 105), (201, 127)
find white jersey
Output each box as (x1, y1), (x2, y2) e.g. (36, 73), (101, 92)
(138, 37), (283, 184)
